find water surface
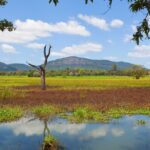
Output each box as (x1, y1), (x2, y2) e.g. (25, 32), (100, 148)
(0, 115), (150, 150)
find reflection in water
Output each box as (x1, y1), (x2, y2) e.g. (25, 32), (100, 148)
(41, 118), (64, 150)
(0, 115), (150, 150)
(41, 118), (54, 150)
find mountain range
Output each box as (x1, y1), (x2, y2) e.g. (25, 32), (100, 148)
(0, 56), (134, 72)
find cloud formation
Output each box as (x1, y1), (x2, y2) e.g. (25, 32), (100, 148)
(51, 42), (103, 57)
(78, 14), (109, 31)
(0, 44), (17, 53)
(110, 19), (124, 28)
(26, 43), (45, 49)
(0, 19), (90, 44)
(128, 45), (150, 58)
(78, 14), (124, 30)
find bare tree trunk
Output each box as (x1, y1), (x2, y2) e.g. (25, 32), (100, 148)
(41, 70), (46, 90)
(27, 45), (51, 90)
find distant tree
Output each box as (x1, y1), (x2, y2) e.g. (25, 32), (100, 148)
(131, 65), (147, 79)
(27, 45), (51, 90)
(49, 0), (150, 45)
(112, 64), (117, 71)
(0, 0), (14, 31)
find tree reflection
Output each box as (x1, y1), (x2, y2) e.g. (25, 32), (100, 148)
(41, 117), (65, 150)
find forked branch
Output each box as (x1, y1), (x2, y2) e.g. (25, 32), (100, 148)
(27, 44), (51, 90)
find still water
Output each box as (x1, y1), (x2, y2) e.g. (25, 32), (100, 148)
(0, 115), (150, 150)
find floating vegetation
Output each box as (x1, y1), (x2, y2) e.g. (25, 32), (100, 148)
(43, 135), (58, 150)
(136, 120), (146, 125)
(0, 106), (23, 122)
(64, 107), (110, 123)
(32, 105), (61, 118)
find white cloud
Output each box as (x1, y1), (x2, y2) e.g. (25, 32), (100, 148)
(48, 20), (90, 36)
(111, 128), (125, 137)
(128, 45), (150, 58)
(0, 19), (90, 44)
(0, 44), (17, 53)
(110, 19), (124, 28)
(78, 14), (109, 31)
(51, 42), (103, 57)
(26, 43), (45, 49)
(78, 14), (124, 30)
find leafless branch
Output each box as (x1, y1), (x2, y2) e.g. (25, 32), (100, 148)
(44, 45), (51, 68)
(27, 62), (39, 70)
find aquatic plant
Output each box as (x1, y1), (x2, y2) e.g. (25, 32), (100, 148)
(32, 105), (60, 118)
(0, 106), (23, 122)
(66, 107), (109, 122)
(136, 120), (146, 125)
(43, 135), (57, 146)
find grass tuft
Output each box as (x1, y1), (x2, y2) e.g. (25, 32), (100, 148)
(136, 119), (146, 125)
(65, 107), (109, 123)
(0, 106), (23, 122)
(32, 105), (61, 118)
(0, 87), (25, 100)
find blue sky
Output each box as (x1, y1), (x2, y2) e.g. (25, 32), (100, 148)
(0, 0), (150, 68)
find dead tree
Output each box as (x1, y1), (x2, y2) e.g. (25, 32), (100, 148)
(27, 45), (51, 90)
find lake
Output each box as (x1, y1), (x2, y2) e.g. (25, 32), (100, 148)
(0, 115), (150, 150)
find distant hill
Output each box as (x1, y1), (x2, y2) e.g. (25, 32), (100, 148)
(0, 62), (17, 71)
(0, 56), (134, 72)
(46, 56), (134, 70)
(8, 63), (31, 71)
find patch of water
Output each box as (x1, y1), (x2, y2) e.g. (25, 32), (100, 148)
(0, 115), (150, 150)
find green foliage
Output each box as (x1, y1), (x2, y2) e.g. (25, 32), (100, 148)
(67, 107), (109, 122)
(112, 64), (117, 71)
(0, 0), (7, 5)
(117, 0), (150, 44)
(0, 1), (14, 31)
(32, 105), (60, 118)
(136, 119), (146, 125)
(130, 65), (147, 79)
(0, 106), (23, 122)
(49, 0), (59, 6)
(0, 19), (14, 31)
(43, 135), (56, 146)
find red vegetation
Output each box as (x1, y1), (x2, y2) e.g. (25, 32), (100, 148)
(1, 87), (150, 110)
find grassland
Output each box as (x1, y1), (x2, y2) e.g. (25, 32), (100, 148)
(0, 76), (150, 122)
(0, 76), (150, 89)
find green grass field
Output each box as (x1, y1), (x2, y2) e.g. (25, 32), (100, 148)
(0, 76), (150, 89)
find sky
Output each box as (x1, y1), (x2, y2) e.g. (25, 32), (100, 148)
(0, 0), (150, 68)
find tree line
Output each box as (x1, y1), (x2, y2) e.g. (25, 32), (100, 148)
(0, 65), (149, 79)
